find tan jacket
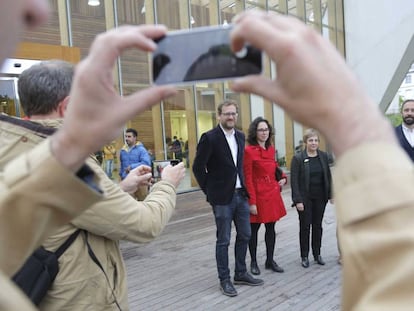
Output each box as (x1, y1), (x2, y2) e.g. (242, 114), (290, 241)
(335, 143), (414, 311)
(0, 115), (102, 310)
(103, 145), (116, 160)
(1, 117), (177, 311)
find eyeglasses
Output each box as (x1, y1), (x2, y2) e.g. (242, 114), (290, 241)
(221, 112), (238, 117)
(257, 128), (269, 133)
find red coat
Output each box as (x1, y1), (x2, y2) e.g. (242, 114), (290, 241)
(243, 145), (287, 223)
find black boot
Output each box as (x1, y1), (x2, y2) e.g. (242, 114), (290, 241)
(301, 257), (309, 268)
(314, 255), (325, 265)
(265, 260), (284, 273)
(250, 261), (261, 275)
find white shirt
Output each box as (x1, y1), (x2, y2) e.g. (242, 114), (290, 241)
(402, 124), (414, 147)
(220, 124), (242, 188)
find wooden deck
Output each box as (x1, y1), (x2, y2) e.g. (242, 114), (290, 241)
(121, 187), (342, 311)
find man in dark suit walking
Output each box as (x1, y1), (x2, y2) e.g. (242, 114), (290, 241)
(193, 100), (263, 297)
(395, 99), (414, 162)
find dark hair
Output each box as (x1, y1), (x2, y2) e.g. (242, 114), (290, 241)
(217, 99), (238, 115)
(18, 60), (74, 117)
(126, 128), (138, 137)
(401, 99), (414, 111)
(247, 117), (274, 148)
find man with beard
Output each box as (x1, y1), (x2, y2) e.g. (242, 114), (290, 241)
(395, 99), (414, 162)
(193, 100), (263, 297)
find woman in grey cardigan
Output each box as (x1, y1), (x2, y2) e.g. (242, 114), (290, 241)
(290, 129), (333, 268)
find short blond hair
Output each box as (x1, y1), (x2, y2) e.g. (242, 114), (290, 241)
(303, 128), (319, 143)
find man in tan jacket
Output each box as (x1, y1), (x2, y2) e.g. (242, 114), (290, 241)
(3, 59), (185, 311)
(0, 1), (177, 310)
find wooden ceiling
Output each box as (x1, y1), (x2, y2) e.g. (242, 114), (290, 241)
(192, 0), (328, 16)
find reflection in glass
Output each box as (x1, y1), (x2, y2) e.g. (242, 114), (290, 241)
(152, 27), (262, 85)
(196, 86), (218, 140)
(220, 1), (237, 25)
(0, 78), (20, 117)
(156, 0), (180, 29)
(163, 90), (189, 161)
(71, 0), (107, 59)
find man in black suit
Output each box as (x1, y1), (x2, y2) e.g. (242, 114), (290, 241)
(193, 100), (263, 297)
(395, 99), (414, 162)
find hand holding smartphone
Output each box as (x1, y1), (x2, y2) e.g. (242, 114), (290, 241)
(152, 25), (262, 85)
(152, 159), (181, 180)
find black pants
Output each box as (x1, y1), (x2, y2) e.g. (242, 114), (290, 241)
(249, 222), (276, 263)
(297, 197), (327, 258)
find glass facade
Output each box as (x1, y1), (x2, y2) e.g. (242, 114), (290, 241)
(7, 0), (345, 192)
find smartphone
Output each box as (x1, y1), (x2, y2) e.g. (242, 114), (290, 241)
(152, 160), (181, 179)
(152, 25), (262, 85)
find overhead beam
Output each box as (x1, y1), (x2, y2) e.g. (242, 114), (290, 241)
(379, 34), (414, 112)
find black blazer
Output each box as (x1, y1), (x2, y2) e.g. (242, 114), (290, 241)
(192, 125), (248, 205)
(395, 125), (414, 162)
(290, 149), (332, 205)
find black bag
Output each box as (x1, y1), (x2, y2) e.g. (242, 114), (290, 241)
(275, 166), (284, 192)
(12, 230), (80, 306)
(275, 166), (284, 181)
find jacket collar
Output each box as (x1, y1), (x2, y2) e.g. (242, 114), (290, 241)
(121, 141), (142, 152)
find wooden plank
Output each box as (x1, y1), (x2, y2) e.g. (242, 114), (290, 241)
(122, 187), (341, 310)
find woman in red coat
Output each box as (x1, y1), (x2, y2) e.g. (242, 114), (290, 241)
(243, 117), (287, 275)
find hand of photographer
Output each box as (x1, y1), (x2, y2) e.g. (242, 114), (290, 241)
(160, 162), (186, 188)
(230, 11), (396, 158)
(120, 165), (152, 194)
(51, 25), (177, 172)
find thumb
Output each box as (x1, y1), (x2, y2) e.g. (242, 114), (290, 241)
(142, 172), (152, 179)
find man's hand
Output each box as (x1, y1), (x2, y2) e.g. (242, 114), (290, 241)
(50, 25), (177, 172)
(230, 11), (396, 157)
(160, 162), (186, 188)
(119, 165), (152, 195)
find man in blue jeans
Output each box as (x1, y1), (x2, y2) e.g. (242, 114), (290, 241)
(193, 100), (263, 297)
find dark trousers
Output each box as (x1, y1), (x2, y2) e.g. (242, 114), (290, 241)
(249, 222), (276, 263)
(297, 197), (327, 258)
(212, 192), (251, 281)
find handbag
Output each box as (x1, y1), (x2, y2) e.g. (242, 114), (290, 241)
(275, 166), (284, 192)
(275, 166), (284, 181)
(12, 229), (80, 305)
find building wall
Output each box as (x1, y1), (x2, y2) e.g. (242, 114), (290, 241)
(344, 0), (414, 109)
(3, 0), (345, 192)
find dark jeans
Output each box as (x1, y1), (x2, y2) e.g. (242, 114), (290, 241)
(249, 222), (276, 263)
(212, 192), (251, 282)
(297, 197), (327, 258)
